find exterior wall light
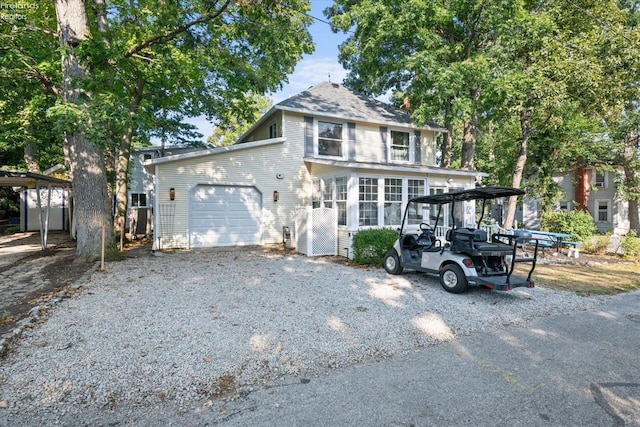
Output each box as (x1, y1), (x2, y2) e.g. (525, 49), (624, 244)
(169, 187), (176, 201)
(273, 190), (279, 202)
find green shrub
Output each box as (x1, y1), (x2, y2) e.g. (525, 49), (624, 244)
(583, 233), (611, 255)
(352, 228), (399, 266)
(540, 210), (598, 242)
(621, 230), (640, 260)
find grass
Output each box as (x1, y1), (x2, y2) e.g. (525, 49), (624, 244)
(515, 257), (640, 296)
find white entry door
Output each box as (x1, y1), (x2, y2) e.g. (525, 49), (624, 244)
(189, 184), (262, 248)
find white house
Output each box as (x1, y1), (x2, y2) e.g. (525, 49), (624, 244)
(146, 82), (483, 257)
(543, 167), (634, 234)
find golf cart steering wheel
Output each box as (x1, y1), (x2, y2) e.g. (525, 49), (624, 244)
(420, 223), (432, 233)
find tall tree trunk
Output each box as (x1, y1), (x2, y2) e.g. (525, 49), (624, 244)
(55, 0), (114, 261)
(622, 163), (640, 234)
(629, 199), (640, 234)
(440, 97), (453, 168)
(503, 107), (533, 229)
(24, 139), (40, 173)
(461, 87), (480, 171)
(114, 78), (145, 233)
(620, 132), (640, 234)
(461, 117), (476, 170)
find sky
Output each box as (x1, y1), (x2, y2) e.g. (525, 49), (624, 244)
(185, 0), (349, 141)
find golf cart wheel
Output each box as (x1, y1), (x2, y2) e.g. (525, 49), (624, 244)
(439, 264), (468, 294)
(383, 250), (403, 275)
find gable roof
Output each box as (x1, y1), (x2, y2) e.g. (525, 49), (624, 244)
(274, 82), (445, 131)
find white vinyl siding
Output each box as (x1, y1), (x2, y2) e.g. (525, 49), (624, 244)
(154, 115), (310, 250)
(343, 123), (437, 166)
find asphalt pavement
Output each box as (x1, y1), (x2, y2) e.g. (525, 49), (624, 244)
(206, 289), (640, 426)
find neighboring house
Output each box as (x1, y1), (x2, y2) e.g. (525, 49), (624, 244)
(146, 82), (483, 257)
(521, 166), (634, 234)
(127, 145), (210, 237)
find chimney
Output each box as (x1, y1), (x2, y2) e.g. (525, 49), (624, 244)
(574, 166), (589, 211)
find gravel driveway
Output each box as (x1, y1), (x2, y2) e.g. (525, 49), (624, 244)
(0, 247), (608, 423)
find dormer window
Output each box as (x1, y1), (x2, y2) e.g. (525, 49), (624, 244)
(318, 121), (343, 157)
(390, 130), (410, 162)
(269, 121), (278, 139)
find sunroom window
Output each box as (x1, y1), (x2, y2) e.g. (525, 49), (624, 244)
(359, 178), (378, 226)
(336, 177), (347, 226)
(323, 178), (333, 208)
(312, 179), (321, 208)
(318, 121), (343, 157)
(384, 178), (402, 226)
(407, 179), (426, 224)
(390, 130), (410, 162)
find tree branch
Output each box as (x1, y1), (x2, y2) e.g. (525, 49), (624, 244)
(21, 61), (61, 97)
(0, 16), (59, 39)
(125, 0), (232, 58)
(3, 33), (61, 97)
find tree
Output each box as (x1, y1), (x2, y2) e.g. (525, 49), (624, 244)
(207, 93), (272, 146)
(0, 2), (62, 172)
(326, 0), (522, 170)
(2, 0), (313, 260)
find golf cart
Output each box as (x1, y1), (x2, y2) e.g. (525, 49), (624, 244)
(383, 186), (540, 293)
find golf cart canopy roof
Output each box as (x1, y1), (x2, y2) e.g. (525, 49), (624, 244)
(410, 186), (525, 205)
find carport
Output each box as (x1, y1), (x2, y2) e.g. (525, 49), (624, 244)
(0, 170), (72, 251)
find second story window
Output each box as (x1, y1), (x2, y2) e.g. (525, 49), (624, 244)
(595, 171), (605, 188)
(318, 121), (343, 157)
(390, 130), (410, 162)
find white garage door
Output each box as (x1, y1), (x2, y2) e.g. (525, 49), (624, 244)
(189, 185), (262, 248)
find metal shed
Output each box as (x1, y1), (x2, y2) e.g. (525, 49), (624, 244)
(0, 170), (72, 250)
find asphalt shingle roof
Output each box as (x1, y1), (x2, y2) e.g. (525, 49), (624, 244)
(275, 82), (444, 130)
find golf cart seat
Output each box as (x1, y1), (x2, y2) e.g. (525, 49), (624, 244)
(448, 228), (513, 256)
(402, 234), (422, 251)
(402, 231), (439, 251)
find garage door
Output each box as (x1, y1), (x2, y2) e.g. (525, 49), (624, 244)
(189, 185), (262, 248)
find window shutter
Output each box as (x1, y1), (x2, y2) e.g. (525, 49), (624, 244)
(304, 116), (314, 157)
(380, 126), (388, 163)
(348, 123), (356, 161)
(414, 130), (421, 164)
